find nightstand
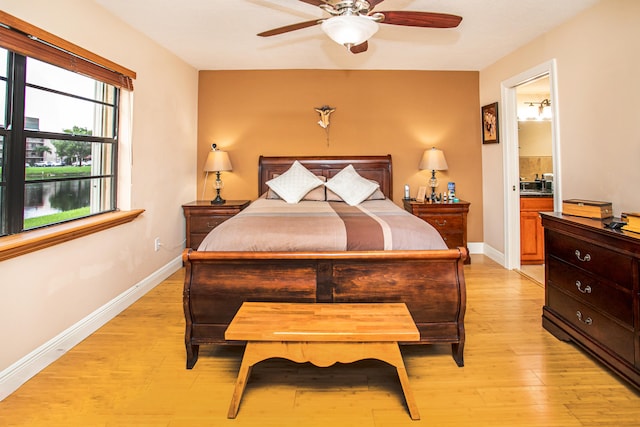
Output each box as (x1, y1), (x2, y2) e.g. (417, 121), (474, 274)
(403, 199), (470, 264)
(182, 200), (250, 250)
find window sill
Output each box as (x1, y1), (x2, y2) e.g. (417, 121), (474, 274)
(0, 209), (144, 262)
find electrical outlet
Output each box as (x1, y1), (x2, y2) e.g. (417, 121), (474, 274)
(154, 237), (161, 252)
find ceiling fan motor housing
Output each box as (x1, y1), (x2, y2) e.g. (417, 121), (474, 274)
(321, 1), (372, 16)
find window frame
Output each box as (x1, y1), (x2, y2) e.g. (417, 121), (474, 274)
(2, 48), (121, 234)
(0, 11), (140, 257)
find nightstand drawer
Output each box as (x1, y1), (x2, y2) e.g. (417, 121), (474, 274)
(417, 214), (463, 232)
(547, 257), (633, 326)
(439, 232), (463, 248)
(190, 215), (230, 234)
(547, 286), (634, 364)
(190, 233), (210, 251)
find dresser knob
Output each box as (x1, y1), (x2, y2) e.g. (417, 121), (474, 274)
(574, 250), (591, 262)
(576, 310), (593, 325)
(435, 220), (447, 227)
(575, 280), (592, 294)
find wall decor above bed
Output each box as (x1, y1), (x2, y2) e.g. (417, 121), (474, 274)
(315, 105), (335, 146)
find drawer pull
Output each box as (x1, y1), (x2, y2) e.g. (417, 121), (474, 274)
(574, 250), (591, 262)
(435, 219), (447, 227)
(576, 310), (593, 325)
(575, 280), (592, 294)
(206, 222), (218, 228)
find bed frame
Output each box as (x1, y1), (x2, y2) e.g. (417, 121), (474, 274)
(182, 155), (467, 368)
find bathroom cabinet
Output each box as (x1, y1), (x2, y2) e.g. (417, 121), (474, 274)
(520, 196), (553, 264)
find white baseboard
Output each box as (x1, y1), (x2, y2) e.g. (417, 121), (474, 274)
(481, 243), (505, 266)
(467, 242), (483, 255)
(0, 255), (183, 401)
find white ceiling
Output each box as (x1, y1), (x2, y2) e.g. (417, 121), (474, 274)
(94, 0), (599, 71)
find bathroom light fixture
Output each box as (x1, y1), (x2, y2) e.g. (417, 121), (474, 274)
(321, 14), (379, 49)
(419, 147), (448, 202)
(539, 99), (552, 119)
(521, 99), (552, 120)
(203, 144), (233, 204)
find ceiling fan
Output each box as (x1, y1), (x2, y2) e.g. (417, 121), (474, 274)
(257, 0), (462, 54)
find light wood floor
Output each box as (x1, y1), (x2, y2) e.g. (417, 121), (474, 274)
(1, 255), (638, 426)
(518, 264), (545, 285)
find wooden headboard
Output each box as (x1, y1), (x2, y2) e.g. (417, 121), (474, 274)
(258, 155), (393, 199)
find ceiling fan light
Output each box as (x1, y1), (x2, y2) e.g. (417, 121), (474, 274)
(321, 15), (379, 48)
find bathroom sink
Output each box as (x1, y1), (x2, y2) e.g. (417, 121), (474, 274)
(520, 180), (552, 195)
(520, 189), (553, 196)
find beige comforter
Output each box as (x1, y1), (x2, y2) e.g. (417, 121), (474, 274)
(197, 197), (447, 251)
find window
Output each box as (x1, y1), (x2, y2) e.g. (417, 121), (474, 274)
(0, 12), (134, 237)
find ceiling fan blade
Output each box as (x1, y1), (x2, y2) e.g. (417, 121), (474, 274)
(368, 0), (386, 10)
(350, 41), (369, 54)
(257, 19), (323, 37)
(298, 0), (328, 6)
(377, 11), (462, 28)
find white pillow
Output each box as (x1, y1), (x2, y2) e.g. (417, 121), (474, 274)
(267, 174), (326, 201)
(265, 161), (324, 203)
(324, 164), (380, 206)
(326, 179), (385, 202)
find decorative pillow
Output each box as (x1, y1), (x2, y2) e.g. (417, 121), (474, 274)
(265, 161), (324, 203)
(267, 175), (326, 201)
(326, 180), (385, 202)
(324, 165), (380, 206)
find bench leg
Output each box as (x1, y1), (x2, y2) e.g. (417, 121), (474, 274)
(227, 342), (271, 419)
(227, 361), (253, 418)
(378, 343), (421, 421)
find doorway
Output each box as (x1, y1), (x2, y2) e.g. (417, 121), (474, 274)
(517, 76), (554, 283)
(501, 60), (562, 272)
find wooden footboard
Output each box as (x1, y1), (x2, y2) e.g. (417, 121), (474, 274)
(182, 247), (467, 369)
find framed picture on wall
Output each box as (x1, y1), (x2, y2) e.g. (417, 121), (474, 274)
(481, 102), (499, 144)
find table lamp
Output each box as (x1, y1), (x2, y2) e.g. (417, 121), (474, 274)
(419, 147), (448, 202)
(204, 144), (233, 204)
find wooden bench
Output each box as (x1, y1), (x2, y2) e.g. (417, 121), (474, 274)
(224, 302), (421, 420)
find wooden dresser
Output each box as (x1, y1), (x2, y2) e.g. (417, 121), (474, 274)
(403, 199), (470, 264)
(182, 200), (250, 250)
(541, 212), (640, 390)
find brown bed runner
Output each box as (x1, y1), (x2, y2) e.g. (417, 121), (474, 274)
(329, 202), (384, 250)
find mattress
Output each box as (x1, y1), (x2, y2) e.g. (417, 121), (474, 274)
(197, 197), (447, 252)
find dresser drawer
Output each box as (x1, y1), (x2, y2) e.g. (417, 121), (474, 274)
(547, 286), (635, 363)
(546, 230), (634, 289)
(547, 257), (633, 326)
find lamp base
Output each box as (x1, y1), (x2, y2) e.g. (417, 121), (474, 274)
(429, 170), (438, 202)
(211, 173), (225, 204)
(211, 195), (225, 205)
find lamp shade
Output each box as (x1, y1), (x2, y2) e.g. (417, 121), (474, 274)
(204, 146), (232, 172)
(419, 148), (448, 171)
(321, 15), (379, 47)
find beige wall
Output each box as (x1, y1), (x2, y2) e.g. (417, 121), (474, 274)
(0, 0), (198, 371)
(480, 0), (640, 254)
(197, 70), (484, 241)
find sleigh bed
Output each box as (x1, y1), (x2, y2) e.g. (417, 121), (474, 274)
(182, 155), (467, 368)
